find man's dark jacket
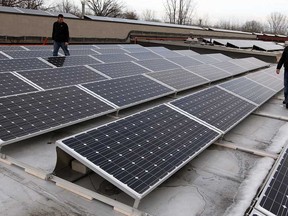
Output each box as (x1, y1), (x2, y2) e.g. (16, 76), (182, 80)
(277, 46), (288, 70)
(52, 22), (69, 43)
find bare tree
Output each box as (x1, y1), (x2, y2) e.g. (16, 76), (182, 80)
(55, 0), (81, 17)
(214, 20), (242, 31)
(242, 20), (263, 33)
(86, 0), (124, 17)
(164, 0), (196, 25)
(142, 9), (156, 21)
(267, 12), (288, 34)
(121, 10), (138, 20)
(2, 0), (44, 9)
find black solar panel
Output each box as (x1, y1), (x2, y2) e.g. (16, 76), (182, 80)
(175, 50), (199, 57)
(92, 54), (136, 63)
(128, 52), (162, 60)
(24, 46), (53, 51)
(89, 62), (150, 78)
(136, 59), (180, 72)
(59, 49), (99, 56)
(123, 48), (150, 53)
(153, 51), (183, 58)
(4, 50), (54, 59)
(0, 52), (9, 59)
(19, 66), (107, 89)
(190, 55), (221, 64)
(186, 64), (232, 81)
(57, 104), (220, 198)
(0, 73), (38, 97)
(96, 49), (127, 54)
(68, 45), (97, 50)
(257, 146), (288, 216)
(0, 58), (52, 73)
(82, 75), (174, 107)
(230, 58), (260, 71)
(95, 45), (121, 49)
(245, 57), (270, 68)
(246, 71), (283, 92)
(0, 86), (115, 145)
(171, 86), (257, 132)
(205, 53), (232, 62)
(167, 56), (203, 67)
(0, 46), (27, 51)
(211, 61), (246, 75)
(219, 77), (276, 105)
(146, 68), (209, 91)
(45, 56), (102, 67)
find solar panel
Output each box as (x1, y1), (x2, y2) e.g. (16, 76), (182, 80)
(127, 52), (162, 60)
(190, 55), (221, 64)
(230, 58), (260, 71)
(167, 56), (203, 67)
(24, 46), (53, 51)
(0, 58), (52, 73)
(0, 73), (38, 97)
(249, 209), (266, 216)
(244, 57), (270, 68)
(211, 61), (246, 76)
(219, 77), (276, 105)
(174, 50), (199, 57)
(205, 53), (232, 62)
(122, 48), (150, 53)
(56, 104), (221, 199)
(256, 145), (288, 216)
(19, 66), (107, 89)
(88, 62), (150, 78)
(253, 42), (284, 52)
(94, 45), (122, 49)
(0, 46), (26, 51)
(96, 49), (127, 54)
(153, 51), (183, 58)
(59, 49), (99, 56)
(118, 44), (143, 48)
(45, 56), (102, 67)
(4, 50), (54, 59)
(136, 59), (180, 72)
(170, 86), (257, 132)
(263, 67), (284, 81)
(92, 54), (136, 63)
(0, 86), (115, 145)
(147, 47), (171, 52)
(246, 71), (283, 92)
(0, 52), (9, 59)
(82, 75), (174, 107)
(16, 7), (50, 16)
(68, 45), (98, 50)
(185, 64), (232, 82)
(146, 68), (209, 91)
(0, 6), (19, 13)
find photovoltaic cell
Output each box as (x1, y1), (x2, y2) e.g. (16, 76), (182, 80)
(219, 77), (276, 105)
(68, 45), (98, 50)
(89, 62), (150, 78)
(0, 73), (38, 97)
(92, 54), (136, 63)
(19, 66), (107, 89)
(147, 47), (171, 52)
(24, 46), (53, 51)
(167, 56), (203, 67)
(122, 48), (150, 53)
(57, 104), (220, 198)
(190, 55), (221, 64)
(0, 53), (9, 59)
(118, 44), (142, 48)
(0, 86), (115, 145)
(175, 50), (199, 57)
(211, 61), (246, 75)
(257, 146), (288, 216)
(136, 59), (180, 72)
(206, 53), (232, 62)
(45, 56), (102, 67)
(94, 45), (121, 49)
(0, 46), (26, 51)
(96, 49), (127, 54)
(263, 67), (283, 81)
(59, 49), (99, 56)
(244, 57), (270, 68)
(230, 58), (260, 71)
(153, 51), (183, 58)
(146, 68), (209, 91)
(0, 58), (52, 73)
(4, 50), (54, 59)
(127, 52), (162, 60)
(185, 64), (232, 81)
(171, 86), (257, 132)
(82, 75), (174, 107)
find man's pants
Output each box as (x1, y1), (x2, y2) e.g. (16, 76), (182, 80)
(284, 70), (288, 103)
(53, 41), (70, 56)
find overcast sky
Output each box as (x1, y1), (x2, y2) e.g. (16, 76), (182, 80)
(47, 0), (288, 25)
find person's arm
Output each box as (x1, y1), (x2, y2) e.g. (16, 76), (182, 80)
(65, 23), (69, 44)
(276, 47), (288, 74)
(52, 22), (56, 41)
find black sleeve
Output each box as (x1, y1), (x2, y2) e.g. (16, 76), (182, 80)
(52, 22), (56, 41)
(277, 47), (288, 69)
(65, 23), (70, 42)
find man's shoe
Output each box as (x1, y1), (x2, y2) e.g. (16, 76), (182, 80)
(283, 100), (286, 104)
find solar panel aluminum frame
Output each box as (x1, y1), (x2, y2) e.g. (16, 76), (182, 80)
(255, 144), (288, 216)
(250, 209), (266, 216)
(168, 86), (258, 134)
(55, 104), (222, 201)
(0, 86), (117, 147)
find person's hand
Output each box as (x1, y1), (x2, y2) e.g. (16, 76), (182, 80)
(65, 42), (69, 46)
(276, 69), (280, 74)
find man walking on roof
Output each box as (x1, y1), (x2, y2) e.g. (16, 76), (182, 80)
(276, 41), (288, 108)
(52, 14), (70, 56)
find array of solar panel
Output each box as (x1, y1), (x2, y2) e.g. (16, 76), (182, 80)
(88, 62), (150, 78)
(123, 48), (150, 53)
(59, 49), (99, 56)
(4, 50), (54, 59)
(0, 46), (26, 51)
(136, 59), (180, 72)
(167, 56), (203, 67)
(211, 61), (246, 76)
(219, 77), (276, 105)
(45, 56), (102, 67)
(19, 66), (107, 89)
(170, 86), (257, 132)
(230, 58), (264, 71)
(0, 58), (52, 73)
(127, 52), (162, 60)
(190, 55), (221, 64)
(186, 64), (232, 81)
(0, 86), (115, 145)
(92, 54), (136, 63)
(146, 68), (209, 91)
(82, 75), (174, 107)
(246, 71), (283, 92)
(93, 48), (126, 55)
(256, 145), (288, 216)
(174, 50), (199, 57)
(0, 73), (38, 97)
(206, 53), (232, 62)
(57, 104), (220, 198)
